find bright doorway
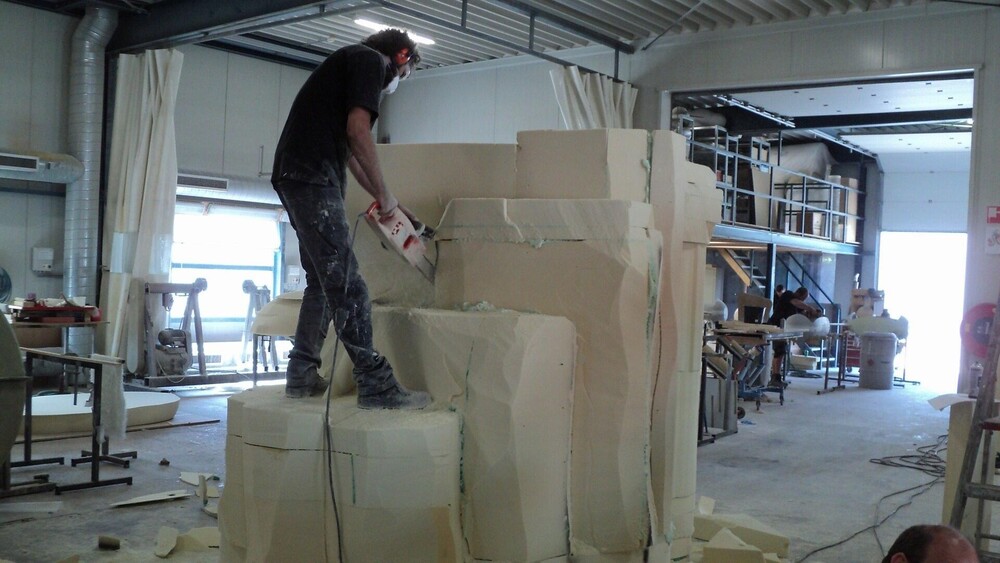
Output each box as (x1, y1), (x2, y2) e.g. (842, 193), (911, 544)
(877, 232), (967, 392)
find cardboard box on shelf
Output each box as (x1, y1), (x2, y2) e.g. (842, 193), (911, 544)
(831, 189), (859, 215)
(804, 211), (826, 236)
(844, 217), (858, 243)
(833, 216), (860, 243)
(785, 210), (826, 237)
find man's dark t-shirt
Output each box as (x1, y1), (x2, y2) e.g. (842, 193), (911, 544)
(272, 44), (387, 188)
(769, 291), (800, 326)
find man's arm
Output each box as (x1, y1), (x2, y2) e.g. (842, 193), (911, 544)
(791, 298), (821, 318)
(346, 106), (397, 216)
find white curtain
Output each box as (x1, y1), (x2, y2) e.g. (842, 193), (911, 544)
(100, 49), (184, 372)
(550, 65), (638, 129)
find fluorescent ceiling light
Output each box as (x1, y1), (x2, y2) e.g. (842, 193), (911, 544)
(354, 18), (435, 45)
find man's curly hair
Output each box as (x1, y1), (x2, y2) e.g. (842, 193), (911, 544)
(362, 28), (421, 68)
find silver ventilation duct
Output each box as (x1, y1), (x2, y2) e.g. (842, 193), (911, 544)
(0, 149), (83, 183)
(65, 6), (117, 355)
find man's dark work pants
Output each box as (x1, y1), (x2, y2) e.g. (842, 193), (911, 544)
(274, 180), (395, 396)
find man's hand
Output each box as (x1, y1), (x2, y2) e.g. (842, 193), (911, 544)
(377, 193), (399, 218)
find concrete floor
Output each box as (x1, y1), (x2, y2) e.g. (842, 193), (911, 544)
(0, 373), (953, 562)
(697, 374), (949, 562)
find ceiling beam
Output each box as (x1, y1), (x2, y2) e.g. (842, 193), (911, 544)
(108, 0), (369, 53)
(374, 0), (611, 78)
(481, 0), (636, 53)
(794, 108), (974, 128)
(203, 39), (322, 70)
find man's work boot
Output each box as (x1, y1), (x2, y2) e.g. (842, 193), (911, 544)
(285, 359), (329, 399)
(286, 377), (330, 399)
(357, 380), (431, 410)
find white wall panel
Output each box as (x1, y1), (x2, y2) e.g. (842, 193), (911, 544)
(0, 191), (62, 299)
(879, 151), (971, 174)
(882, 170), (970, 232)
(0, 192), (30, 297)
(28, 11), (72, 153)
(0, 6), (72, 302)
(882, 10), (985, 71)
(0, 2), (37, 149)
(275, 65), (310, 161)
(24, 194), (65, 297)
(382, 69), (498, 143)
(494, 63), (562, 141)
(631, 29), (794, 91)
(963, 11), (1000, 311)
(223, 56), (281, 177)
(176, 46), (228, 172)
(789, 21), (884, 79)
(380, 47), (624, 143)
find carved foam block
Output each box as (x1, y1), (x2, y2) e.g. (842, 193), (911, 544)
(328, 307), (576, 561)
(515, 129), (651, 202)
(647, 130), (720, 556)
(434, 198), (662, 556)
(343, 143), (516, 306)
(219, 389), (461, 562)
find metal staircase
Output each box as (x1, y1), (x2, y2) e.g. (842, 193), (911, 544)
(776, 253), (834, 311)
(719, 249), (767, 291)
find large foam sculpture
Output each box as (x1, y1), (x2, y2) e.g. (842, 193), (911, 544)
(220, 391), (463, 562)
(221, 308), (576, 562)
(336, 308), (577, 561)
(342, 144), (516, 306)
(647, 130), (721, 557)
(435, 197), (664, 558)
(221, 129), (719, 562)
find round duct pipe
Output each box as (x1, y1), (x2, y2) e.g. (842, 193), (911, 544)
(64, 6), (117, 355)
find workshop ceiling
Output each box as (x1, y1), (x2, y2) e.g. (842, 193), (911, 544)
(13, 0), (990, 156)
(673, 73), (976, 156)
(11, 0), (955, 72)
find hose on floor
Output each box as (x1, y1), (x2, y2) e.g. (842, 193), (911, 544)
(796, 434), (947, 563)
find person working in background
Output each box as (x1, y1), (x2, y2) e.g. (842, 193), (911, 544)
(881, 524), (978, 563)
(767, 286), (821, 385)
(271, 28), (430, 409)
(772, 284), (785, 304)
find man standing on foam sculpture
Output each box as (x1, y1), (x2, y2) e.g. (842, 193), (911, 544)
(270, 28), (429, 408)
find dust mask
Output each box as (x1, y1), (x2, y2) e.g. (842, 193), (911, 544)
(384, 75), (400, 95)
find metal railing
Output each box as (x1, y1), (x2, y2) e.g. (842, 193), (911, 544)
(687, 126), (863, 246)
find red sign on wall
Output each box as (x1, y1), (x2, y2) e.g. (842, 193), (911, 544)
(989, 206), (1000, 224)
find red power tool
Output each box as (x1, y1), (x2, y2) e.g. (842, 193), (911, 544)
(364, 201), (435, 282)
